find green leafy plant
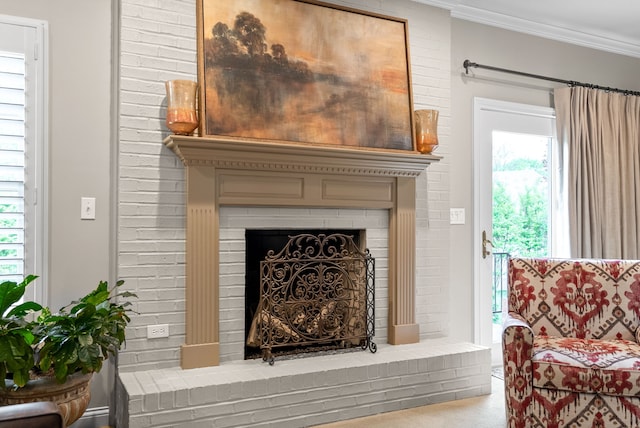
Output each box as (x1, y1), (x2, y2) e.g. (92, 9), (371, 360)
(0, 276), (135, 388)
(0, 275), (42, 387)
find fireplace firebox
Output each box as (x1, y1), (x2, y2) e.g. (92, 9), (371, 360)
(245, 230), (376, 363)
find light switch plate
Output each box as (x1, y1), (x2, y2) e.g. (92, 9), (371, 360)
(450, 208), (465, 225)
(81, 197), (96, 220)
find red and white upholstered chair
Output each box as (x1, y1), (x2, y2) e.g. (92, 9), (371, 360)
(503, 257), (640, 428)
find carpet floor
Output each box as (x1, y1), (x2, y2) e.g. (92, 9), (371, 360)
(313, 375), (506, 428)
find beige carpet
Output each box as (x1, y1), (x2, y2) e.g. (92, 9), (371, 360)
(313, 376), (506, 428)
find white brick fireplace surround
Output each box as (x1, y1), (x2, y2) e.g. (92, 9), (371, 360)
(114, 0), (490, 426)
(115, 137), (490, 427)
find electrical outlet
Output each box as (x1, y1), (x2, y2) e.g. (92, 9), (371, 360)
(147, 324), (169, 339)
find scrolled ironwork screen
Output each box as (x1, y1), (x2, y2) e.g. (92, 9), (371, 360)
(255, 233), (375, 364)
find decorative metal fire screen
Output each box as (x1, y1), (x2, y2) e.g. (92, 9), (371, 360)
(248, 233), (376, 364)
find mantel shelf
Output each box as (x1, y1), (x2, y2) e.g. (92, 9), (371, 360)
(164, 135), (440, 177)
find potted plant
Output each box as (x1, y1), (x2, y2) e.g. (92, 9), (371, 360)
(0, 275), (135, 425)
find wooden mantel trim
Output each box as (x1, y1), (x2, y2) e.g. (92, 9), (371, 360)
(164, 135), (440, 369)
(164, 135), (438, 176)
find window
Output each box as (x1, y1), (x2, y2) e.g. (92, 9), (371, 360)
(492, 131), (552, 258)
(0, 17), (47, 302)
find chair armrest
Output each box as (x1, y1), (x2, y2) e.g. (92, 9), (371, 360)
(502, 311), (534, 371)
(502, 312), (532, 336)
(502, 312), (535, 427)
(0, 402), (63, 428)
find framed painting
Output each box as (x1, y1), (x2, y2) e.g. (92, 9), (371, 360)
(196, 0), (415, 151)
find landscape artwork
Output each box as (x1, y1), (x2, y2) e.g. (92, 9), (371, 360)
(197, 0), (415, 151)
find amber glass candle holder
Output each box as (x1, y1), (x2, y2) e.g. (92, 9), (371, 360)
(414, 109), (439, 154)
(165, 79), (198, 135)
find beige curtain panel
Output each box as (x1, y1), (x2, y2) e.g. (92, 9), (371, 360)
(555, 86), (640, 259)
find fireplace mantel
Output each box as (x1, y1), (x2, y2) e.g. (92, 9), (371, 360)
(164, 135), (440, 369)
(165, 135), (438, 176)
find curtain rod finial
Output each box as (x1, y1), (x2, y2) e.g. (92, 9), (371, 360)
(463, 60), (477, 75)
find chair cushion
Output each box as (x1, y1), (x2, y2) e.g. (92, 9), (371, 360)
(532, 335), (640, 397)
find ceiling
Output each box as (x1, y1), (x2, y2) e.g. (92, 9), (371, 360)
(415, 0), (640, 58)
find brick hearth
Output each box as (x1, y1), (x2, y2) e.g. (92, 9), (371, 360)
(117, 341), (490, 428)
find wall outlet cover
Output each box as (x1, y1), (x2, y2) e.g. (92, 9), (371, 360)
(147, 324), (169, 338)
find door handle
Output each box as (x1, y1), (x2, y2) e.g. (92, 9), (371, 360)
(482, 230), (493, 259)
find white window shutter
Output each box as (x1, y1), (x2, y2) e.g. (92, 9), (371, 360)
(0, 51), (26, 283)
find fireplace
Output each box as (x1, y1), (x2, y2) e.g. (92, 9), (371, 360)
(164, 135), (439, 369)
(117, 138), (495, 428)
(244, 229), (375, 362)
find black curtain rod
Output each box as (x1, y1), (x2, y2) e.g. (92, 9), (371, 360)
(463, 59), (640, 97)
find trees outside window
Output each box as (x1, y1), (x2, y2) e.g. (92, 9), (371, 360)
(491, 132), (550, 325)
(492, 133), (550, 258)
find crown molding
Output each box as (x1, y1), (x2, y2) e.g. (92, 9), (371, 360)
(452, 5), (640, 59)
(413, 0), (640, 59)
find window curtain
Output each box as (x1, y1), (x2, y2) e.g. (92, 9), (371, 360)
(554, 86), (640, 259)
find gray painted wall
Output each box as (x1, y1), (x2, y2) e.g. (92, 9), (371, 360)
(0, 0), (114, 411)
(449, 19), (640, 343)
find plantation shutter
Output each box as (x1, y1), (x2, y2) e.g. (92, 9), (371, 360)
(0, 51), (26, 283)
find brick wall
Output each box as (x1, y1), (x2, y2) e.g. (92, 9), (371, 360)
(118, 0), (451, 372)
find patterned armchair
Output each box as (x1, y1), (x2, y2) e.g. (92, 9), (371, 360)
(503, 257), (640, 428)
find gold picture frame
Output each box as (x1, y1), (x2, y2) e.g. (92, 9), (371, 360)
(197, 0), (415, 151)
